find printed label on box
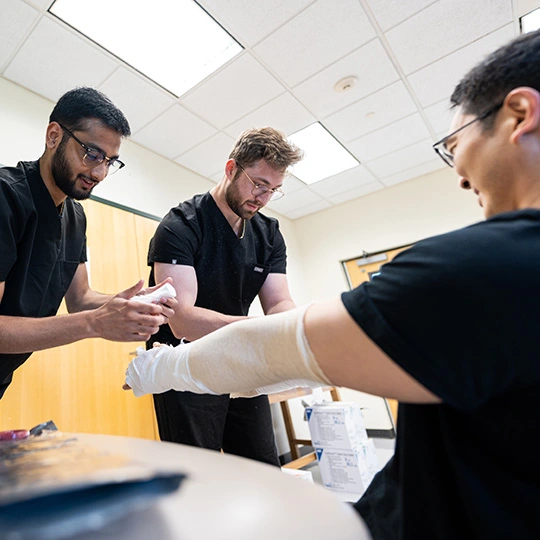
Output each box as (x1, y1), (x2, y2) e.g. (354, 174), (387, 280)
(315, 444), (377, 494)
(306, 402), (368, 450)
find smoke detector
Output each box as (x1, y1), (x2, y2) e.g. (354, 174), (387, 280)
(333, 76), (357, 93)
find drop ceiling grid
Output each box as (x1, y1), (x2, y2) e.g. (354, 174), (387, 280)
(0, 0), (526, 220)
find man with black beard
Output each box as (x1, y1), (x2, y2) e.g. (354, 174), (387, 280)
(0, 87), (175, 399)
(146, 127), (303, 465)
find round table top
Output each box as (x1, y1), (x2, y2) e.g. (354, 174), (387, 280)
(69, 432), (371, 540)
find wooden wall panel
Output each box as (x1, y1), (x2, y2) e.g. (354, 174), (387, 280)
(0, 200), (161, 439)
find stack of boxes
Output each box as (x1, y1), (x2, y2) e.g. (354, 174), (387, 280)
(305, 402), (379, 495)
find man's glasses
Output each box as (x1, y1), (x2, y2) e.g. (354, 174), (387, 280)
(58, 124), (125, 174)
(432, 102), (503, 167)
(238, 164), (284, 201)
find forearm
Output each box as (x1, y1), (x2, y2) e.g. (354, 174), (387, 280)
(0, 312), (95, 353)
(125, 305), (332, 398)
(168, 305), (248, 341)
(66, 290), (112, 312)
(264, 299), (296, 315)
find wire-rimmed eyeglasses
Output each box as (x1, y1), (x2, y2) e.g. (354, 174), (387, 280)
(238, 164), (284, 201)
(58, 123), (125, 175)
(432, 102), (503, 167)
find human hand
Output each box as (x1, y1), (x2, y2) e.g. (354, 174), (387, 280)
(90, 280), (168, 342)
(132, 279), (178, 321)
(124, 342), (194, 397)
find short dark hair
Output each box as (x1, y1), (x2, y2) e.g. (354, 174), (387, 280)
(451, 29), (540, 126)
(229, 127), (303, 172)
(49, 87), (131, 136)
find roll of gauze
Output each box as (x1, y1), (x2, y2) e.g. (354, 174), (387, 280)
(132, 283), (176, 303)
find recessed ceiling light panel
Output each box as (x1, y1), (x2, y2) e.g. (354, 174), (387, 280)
(49, 0), (243, 97)
(288, 123), (359, 185)
(521, 7), (540, 33)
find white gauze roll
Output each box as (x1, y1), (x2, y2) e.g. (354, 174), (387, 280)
(125, 304), (332, 397)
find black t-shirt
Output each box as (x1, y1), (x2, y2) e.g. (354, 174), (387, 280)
(0, 161), (87, 397)
(342, 209), (540, 539)
(148, 192), (287, 345)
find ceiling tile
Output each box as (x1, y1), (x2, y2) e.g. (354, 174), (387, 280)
(0, 0), (39, 71)
(308, 166), (376, 198)
(327, 181), (384, 205)
(199, 0), (314, 46)
(132, 105), (216, 160)
(283, 175), (306, 194)
(224, 92), (315, 138)
(347, 113), (431, 162)
(365, 0), (436, 32)
(99, 67), (175, 134)
(174, 132), (236, 178)
(380, 158), (444, 187)
(423, 98), (455, 136)
(293, 39), (399, 119)
(25, 0), (53, 9)
(181, 53), (284, 129)
(267, 186), (325, 214)
(324, 81), (418, 142)
(408, 24), (515, 108)
(366, 138), (435, 178)
(386, 0), (514, 74)
(253, 0), (376, 87)
(4, 16), (117, 101)
(283, 198), (332, 220)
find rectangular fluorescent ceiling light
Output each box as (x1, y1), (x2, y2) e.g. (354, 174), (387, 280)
(288, 123), (359, 185)
(49, 0), (243, 97)
(521, 8), (540, 33)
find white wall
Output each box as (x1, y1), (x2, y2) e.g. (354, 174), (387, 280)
(293, 167), (484, 302)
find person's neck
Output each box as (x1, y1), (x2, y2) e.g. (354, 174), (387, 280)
(38, 155), (67, 207)
(210, 181), (244, 238)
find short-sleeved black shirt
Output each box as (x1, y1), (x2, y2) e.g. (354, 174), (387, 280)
(342, 209), (540, 539)
(0, 161), (87, 397)
(148, 192), (287, 346)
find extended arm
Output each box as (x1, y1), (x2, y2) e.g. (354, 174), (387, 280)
(126, 299), (440, 403)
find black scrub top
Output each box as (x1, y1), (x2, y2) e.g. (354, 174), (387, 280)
(148, 192), (287, 346)
(0, 161), (87, 397)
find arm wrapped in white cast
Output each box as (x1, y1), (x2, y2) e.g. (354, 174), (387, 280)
(125, 304), (332, 398)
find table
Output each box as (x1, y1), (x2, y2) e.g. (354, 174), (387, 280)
(67, 433), (371, 540)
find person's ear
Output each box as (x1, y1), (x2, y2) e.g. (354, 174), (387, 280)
(46, 122), (62, 150)
(505, 87), (540, 144)
(224, 159), (237, 181)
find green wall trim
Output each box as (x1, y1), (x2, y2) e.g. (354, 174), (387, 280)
(90, 195), (161, 222)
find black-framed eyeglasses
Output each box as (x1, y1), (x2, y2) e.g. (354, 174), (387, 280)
(432, 102), (504, 167)
(58, 123), (125, 175)
(238, 164), (284, 201)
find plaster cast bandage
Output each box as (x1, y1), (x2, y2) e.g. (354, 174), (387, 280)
(125, 305), (332, 398)
(131, 283), (177, 304)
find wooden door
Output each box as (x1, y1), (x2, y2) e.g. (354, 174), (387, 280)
(0, 200), (160, 439)
(342, 245), (413, 423)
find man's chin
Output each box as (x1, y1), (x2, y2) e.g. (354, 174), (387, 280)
(66, 186), (94, 201)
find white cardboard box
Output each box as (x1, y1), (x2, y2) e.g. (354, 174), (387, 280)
(305, 402), (368, 450)
(315, 443), (378, 494)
